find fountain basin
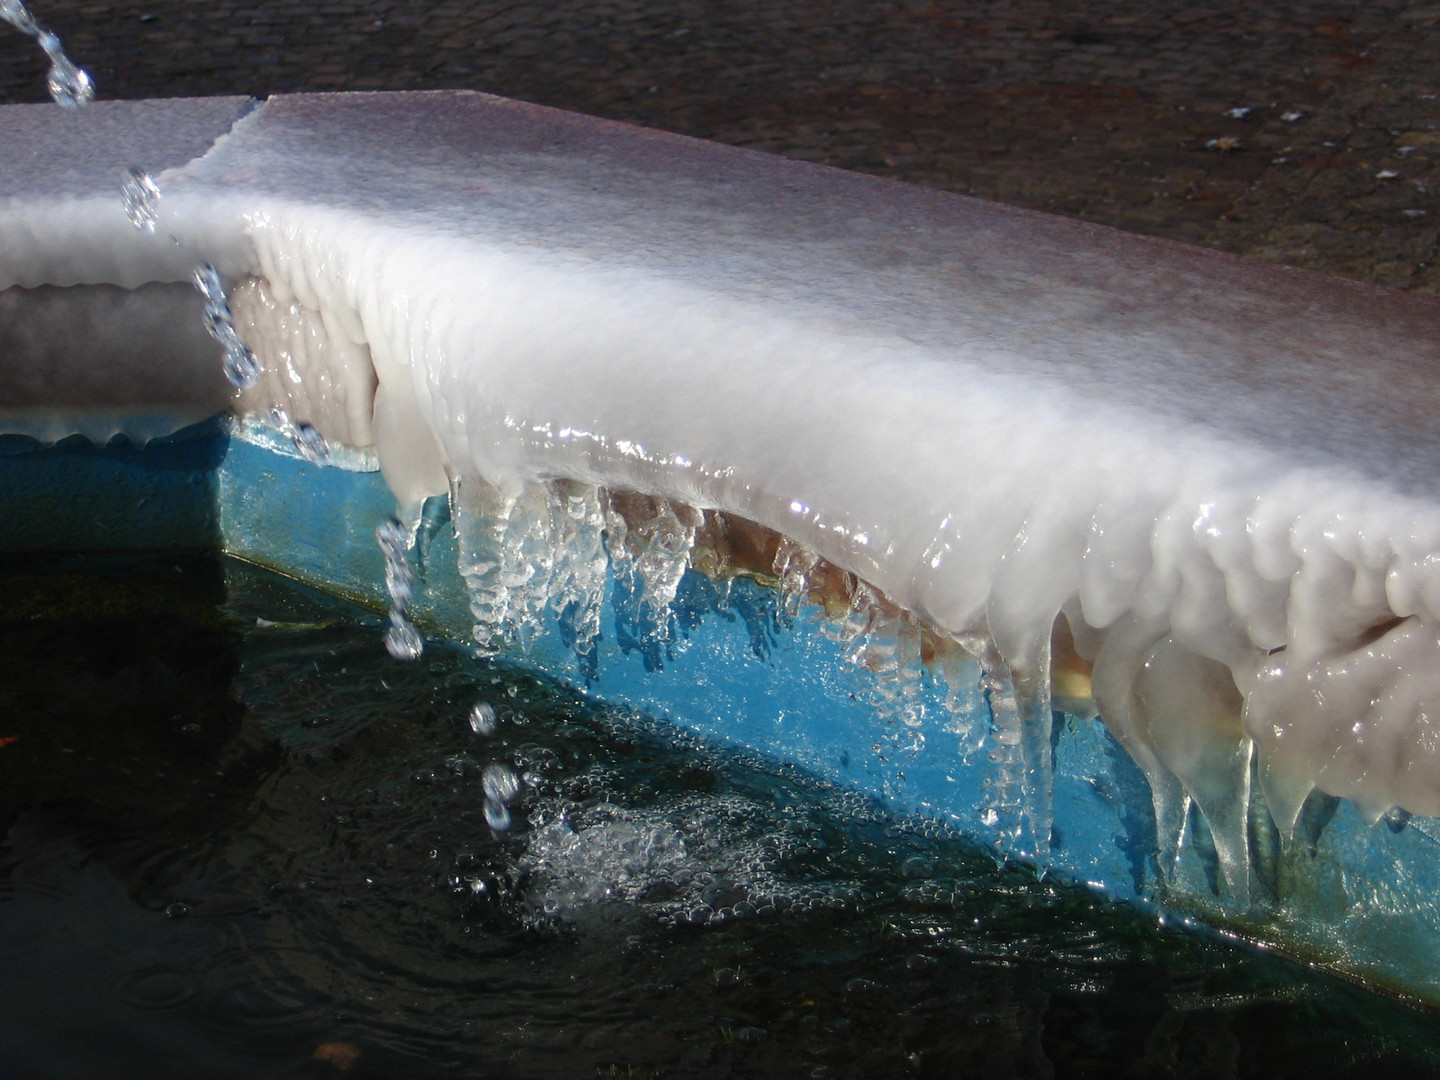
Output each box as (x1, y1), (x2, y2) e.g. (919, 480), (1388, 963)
(6, 91), (1440, 1005)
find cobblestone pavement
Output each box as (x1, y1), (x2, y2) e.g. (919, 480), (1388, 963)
(4, 1), (1440, 291)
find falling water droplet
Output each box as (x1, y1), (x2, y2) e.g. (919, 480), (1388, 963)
(484, 799), (513, 833)
(482, 762), (521, 805)
(121, 167), (160, 233)
(222, 345), (260, 390)
(1, 1), (94, 107)
(192, 264), (224, 303)
(0, 1), (38, 36)
(291, 422), (330, 465)
(383, 613), (422, 661)
(377, 517), (422, 660)
(469, 702), (498, 736)
(47, 59), (95, 111)
(192, 264), (262, 391)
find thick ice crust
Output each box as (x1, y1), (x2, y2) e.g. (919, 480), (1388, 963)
(5, 91), (1440, 878)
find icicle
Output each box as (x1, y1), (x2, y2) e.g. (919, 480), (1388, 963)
(453, 477), (529, 656)
(935, 645), (988, 759)
(548, 480), (610, 664)
(605, 494), (700, 651)
(631, 498), (701, 645)
(772, 536), (821, 620)
(945, 625), (1054, 862)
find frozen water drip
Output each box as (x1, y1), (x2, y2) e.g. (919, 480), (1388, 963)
(0, 0), (93, 107)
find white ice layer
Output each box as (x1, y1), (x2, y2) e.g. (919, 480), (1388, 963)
(7, 92), (1440, 885)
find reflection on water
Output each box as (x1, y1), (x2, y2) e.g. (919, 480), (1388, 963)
(2, 553), (1440, 1079)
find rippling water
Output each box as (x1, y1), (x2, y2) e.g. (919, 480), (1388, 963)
(3, 553), (1440, 1079)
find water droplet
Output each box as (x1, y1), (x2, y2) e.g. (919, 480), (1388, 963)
(222, 345), (260, 390)
(482, 762), (520, 805)
(484, 798), (513, 833)
(383, 615), (422, 661)
(192, 264), (263, 390)
(0, 0), (38, 35)
(377, 517), (421, 659)
(192, 264), (224, 302)
(163, 901), (190, 918)
(469, 702), (498, 736)
(2, 2), (94, 106)
(291, 422), (329, 465)
(44, 55), (92, 108)
(121, 167), (161, 232)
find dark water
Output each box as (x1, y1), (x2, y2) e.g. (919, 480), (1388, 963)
(3, 554), (1440, 1079)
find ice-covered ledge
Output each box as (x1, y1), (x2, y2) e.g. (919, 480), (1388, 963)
(8, 90), (1440, 1002)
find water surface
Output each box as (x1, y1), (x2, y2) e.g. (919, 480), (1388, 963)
(2, 553), (1438, 1079)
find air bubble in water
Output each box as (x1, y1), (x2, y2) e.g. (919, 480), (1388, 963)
(121, 167), (161, 233)
(469, 703), (498, 737)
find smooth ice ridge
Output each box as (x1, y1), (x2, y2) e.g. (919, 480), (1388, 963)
(6, 92), (1440, 893)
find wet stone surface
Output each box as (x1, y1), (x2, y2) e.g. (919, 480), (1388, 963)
(1, 1), (1438, 291)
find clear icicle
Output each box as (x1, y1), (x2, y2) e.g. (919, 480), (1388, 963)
(1, 2), (94, 107)
(936, 647), (988, 760)
(952, 627), (1055, 862)
(604, 495), (700, 653)
(454, 478), (519, 656)
(548, 481), (610, 663)
(772, 536), (821, 620)
(453, 478), (568, 657)
(630, 499), (701, 645)
(823, 580), (927, 758)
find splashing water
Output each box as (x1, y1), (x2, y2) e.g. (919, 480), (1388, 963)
(376, 516), (423, 660)
(120, 167), (160, 234)
(0, 0), (93, 107)
(192, 264), (261, 390)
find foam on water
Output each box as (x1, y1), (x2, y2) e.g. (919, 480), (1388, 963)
(8, 92), (1440, 898)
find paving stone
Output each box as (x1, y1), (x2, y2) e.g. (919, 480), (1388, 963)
(0, 0), (1436, 289)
